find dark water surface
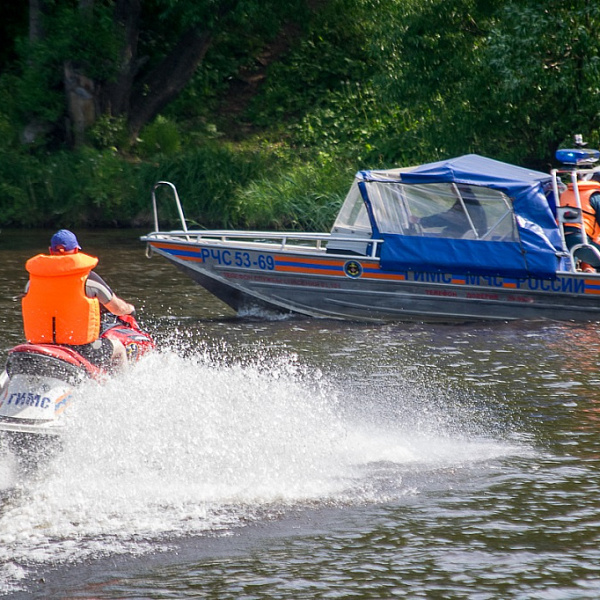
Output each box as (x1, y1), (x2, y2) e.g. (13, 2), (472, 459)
(2, 230), (600, 598)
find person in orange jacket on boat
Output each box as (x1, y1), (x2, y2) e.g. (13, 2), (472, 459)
(22, 229), (136, 370)
(560, 179), (600, 273)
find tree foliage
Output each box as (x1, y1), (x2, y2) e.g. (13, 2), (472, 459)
(2, 0), (600, 228)
(9, 0), (308, 147)
(371, 0), (600, 166)
(479, 0), (600, 163)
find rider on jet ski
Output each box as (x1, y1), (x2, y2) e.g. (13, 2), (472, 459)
(21, 229), (136, 371)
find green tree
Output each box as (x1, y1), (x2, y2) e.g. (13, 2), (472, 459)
(372, 0), (600, 166)
(15, 0), (309, 148)
(476, 0), (600, 164)
(370, 0), (505, 160)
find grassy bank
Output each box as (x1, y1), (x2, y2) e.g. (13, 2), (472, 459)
(0, 141), (363, 231)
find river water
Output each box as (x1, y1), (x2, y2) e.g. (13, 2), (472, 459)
(2, 229), (600, 598)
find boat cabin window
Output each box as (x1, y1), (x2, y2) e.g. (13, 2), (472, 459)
(328, 182), (373, 255)
(366, 181), (519, 242)
(331, 182), (372, 234)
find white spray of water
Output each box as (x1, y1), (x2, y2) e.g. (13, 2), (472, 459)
(0, 347), (524, 593)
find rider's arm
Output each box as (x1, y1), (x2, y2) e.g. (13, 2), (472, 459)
(104, 294), (135, 316)
(86, 271), (135, 316)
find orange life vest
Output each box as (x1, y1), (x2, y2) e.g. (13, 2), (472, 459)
(22, 252), (101, 345)
(560, 180), (600, 244)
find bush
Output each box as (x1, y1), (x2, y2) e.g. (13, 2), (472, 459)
(137, 117), (182, 158)
(138, 142), (279, 229)
(234, 160), (353, 231)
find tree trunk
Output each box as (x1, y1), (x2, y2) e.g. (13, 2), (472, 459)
(127, 26), (213, 141)
(63, 0), (212, 147)
(63, 0), (142, 146)
(100, 0), (142, 117)
(22, 0), (52, 144)
(63, 0), (98, 146)
(29, 0), (46, 43)
(64, 61), (96, 147)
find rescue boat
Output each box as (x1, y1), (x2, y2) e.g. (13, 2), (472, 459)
(141, 143), (600, 322)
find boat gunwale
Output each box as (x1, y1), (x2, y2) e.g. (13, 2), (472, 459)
(142, 231), (600, 279)
(142, 230), (384, 257)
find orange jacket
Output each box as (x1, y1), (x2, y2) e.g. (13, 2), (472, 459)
(560, 180), (600, 244)
(22, 252), (101, 345)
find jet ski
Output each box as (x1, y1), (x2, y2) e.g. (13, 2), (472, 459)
(0, 313), (155, 466)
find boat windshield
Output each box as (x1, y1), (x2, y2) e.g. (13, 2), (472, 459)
(365, 181), (519, 242)
(331, 182), (372, 234)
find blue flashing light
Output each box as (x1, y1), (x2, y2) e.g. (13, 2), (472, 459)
(556, 148), (600, 166)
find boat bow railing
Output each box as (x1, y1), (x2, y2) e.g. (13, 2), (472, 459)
(146, 180), (382, 257)
(152, 181), (189, 234)
(144, 229), (383, 257)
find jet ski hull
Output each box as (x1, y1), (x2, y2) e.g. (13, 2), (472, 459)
(0, 315), (154, 468)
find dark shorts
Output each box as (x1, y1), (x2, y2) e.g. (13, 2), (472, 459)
(69, 337), (114, 369)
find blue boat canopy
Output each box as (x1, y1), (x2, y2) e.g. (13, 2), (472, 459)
(330, 154), (568, 278)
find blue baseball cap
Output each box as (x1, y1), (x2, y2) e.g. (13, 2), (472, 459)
(50, 229), (81, 252)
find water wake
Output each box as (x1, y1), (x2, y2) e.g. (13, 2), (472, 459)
(0, 345), (523, 593)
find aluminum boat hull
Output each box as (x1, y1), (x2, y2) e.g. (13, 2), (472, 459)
(144, 236), (600, 322)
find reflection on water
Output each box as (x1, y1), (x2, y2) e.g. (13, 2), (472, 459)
(2, 230), (600, 598)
